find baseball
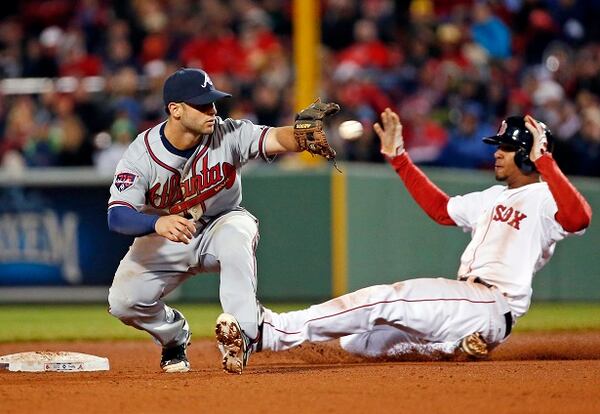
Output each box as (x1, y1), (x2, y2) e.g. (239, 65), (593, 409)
(338, 120), (363, 140)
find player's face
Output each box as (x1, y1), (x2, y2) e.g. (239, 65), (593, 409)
(493, 145), (520, 182)
(180, 102), (217, 135)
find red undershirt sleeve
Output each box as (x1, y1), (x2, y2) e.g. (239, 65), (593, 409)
(388, 153), (456, 225)
(534, 154), (592, 232)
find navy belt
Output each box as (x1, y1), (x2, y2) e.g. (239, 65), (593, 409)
(459, 276), (494, 289)
(503, 311), (512, 338)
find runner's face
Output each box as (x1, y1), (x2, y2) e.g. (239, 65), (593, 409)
(494, 145), (520, 182)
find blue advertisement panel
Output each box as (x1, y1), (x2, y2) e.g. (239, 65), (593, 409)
(0, 184), (132, 286)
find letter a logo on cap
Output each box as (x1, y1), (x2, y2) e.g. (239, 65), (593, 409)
(202, 74), (213, 88)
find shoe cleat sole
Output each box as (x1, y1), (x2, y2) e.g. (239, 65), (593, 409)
(215, 313), (245, 374)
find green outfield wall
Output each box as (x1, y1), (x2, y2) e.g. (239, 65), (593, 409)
(179, 166), (333, 302)
(179, 162), (600, 302)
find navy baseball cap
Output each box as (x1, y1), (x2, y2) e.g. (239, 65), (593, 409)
(163, 68), (231, 106)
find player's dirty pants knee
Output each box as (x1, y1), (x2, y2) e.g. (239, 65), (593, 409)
(107, 291), (154, 328)
(209, 217), (260, 339)
(107, 291), (185, 346)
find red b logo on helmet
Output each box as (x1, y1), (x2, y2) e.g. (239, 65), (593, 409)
(497, 120), (507, 136)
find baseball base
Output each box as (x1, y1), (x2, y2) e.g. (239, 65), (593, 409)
(0, 351), (110, 372)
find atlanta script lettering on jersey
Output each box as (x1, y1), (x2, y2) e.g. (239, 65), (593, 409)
(147, 155), (235, 212)
(492, 204), (527, 229)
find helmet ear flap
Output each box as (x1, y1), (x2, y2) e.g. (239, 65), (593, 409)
(514, 147), (535, 173)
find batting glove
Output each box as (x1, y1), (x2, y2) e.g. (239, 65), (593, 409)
(524, 115), (549, 162)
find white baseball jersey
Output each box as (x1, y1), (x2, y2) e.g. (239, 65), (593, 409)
(447, 182), (585, 318)
(259, 180), (586, 358)
(108, 117), (272, 217)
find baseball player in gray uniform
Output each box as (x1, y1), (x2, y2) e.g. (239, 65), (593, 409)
(106, 68), (338, 374)
(258, 110), (592, 359)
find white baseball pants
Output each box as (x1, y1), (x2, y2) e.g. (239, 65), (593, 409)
(261, 277), (512, 357)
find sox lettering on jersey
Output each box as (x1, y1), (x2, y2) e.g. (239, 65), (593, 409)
(147, 155), (235, 212)
(492, 204), (527, 229)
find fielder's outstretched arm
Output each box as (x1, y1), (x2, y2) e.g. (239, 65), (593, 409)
(263, 126), (300, 155)
(263, 99), (341, 157)
(374, 108), (456, 226)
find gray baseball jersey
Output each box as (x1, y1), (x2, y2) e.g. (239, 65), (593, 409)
(106, 117), (272, 346)
(108, 117), (272, 218)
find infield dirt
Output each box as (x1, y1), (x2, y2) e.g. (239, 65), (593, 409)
(1, 331), (599, 414)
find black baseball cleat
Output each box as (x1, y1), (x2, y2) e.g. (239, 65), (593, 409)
(160, 310), (192, 373)
(459, 332), (489, 359)
(160, 342), (190, 373)
(255, 304), (264, 353)
(215, 313), (248, 374)
(215, 305), (264, 374)
(216, 313), (261, 374)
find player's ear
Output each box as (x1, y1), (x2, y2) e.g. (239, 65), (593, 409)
(168, 102), (182, 118)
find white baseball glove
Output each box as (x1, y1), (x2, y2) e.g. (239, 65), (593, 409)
(524, 115), (549, 162)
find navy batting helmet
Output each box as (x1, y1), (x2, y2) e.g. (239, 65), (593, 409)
(482, 116), (554, 173)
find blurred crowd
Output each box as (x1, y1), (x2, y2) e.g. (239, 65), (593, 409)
(0, 0), (599, 176)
